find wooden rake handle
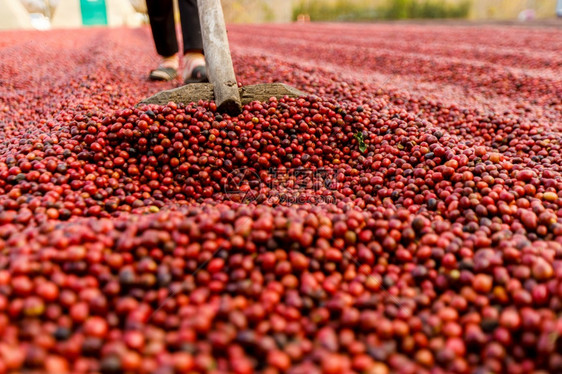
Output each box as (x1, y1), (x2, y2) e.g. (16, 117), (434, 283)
(197, 0), (242, 115)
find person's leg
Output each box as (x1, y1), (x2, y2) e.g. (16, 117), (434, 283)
(178, 0), (203, 53)
(178, 0), (207, 83)
(146, 0), (178, 57)
(146, 0), (179, 80)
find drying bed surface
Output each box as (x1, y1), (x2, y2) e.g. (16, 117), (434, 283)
(0, 23), (562, 373)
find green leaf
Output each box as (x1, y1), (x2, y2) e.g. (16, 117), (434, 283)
(354, 132), (367, 153)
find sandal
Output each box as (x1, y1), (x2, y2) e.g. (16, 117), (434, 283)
(184, 65), (209, 84)
(148, 67), (177, 81)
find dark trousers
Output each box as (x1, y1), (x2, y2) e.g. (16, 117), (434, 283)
(146, 0), (203, 57)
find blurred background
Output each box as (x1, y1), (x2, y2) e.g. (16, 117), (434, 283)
(1, 0), (561, 30)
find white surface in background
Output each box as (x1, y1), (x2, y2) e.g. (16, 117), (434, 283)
(518, 9), (536, 21)
(30, 12), (51, 29)
(0, 0), (33, 29)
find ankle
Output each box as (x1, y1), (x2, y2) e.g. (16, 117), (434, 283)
(160, 54), (179, 70)
(184, 52), (206, 76)
(184, 51), (204, 59)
